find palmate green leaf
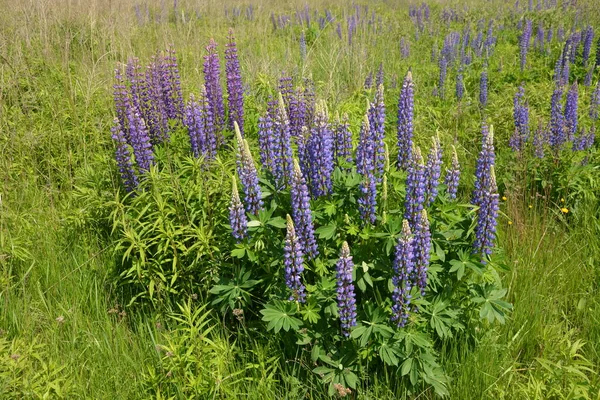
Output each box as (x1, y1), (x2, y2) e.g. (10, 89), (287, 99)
(315, 222), (337, 239)
(400, 357), (413, 376)
(379, 342), (401, 366)
(260, 300), (303, 333)
(300, 297), (322, 324)
(472, 286), (512, 324)
(449, 259), (466, 280)
(267, 216), (286, 229)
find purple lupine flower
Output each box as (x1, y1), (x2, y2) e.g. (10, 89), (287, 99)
(364, 71), (373, 90)
(278, 74), (294, 110)
(585, 66), (594, 87)
(404, 146), (426, 230)
(564, 82), (578, 142)
(400, 37), (410, 58)
(358, 168), (377, 225)
(229, 176), (248, 241)
(336, 23), (342, 40)
(391, 220), (415, 327)
(438, 55), (448, 99)
(284, 215), (306, 303)
(184, 89), (217, 159)
(473, 167), (499, 261)
(553, 56), (563, 86)
(336, 242), (357, 336)
(533, 123), (546, 158)
(549, 86), (566, 149)
(444, 145), (460, 199)
(596, 37), (600, 68)
(520, 19), (532, 71)
(203, 39), (225, 135)
(376, 62), (384, 87)
(357, 113), (375, 177)
(510, 85), (530, 152)
(307, 101), (334, 197)
(127, 110), (154, 173)
(333, 112), (353, 167)
(560, 44), (571, 87)
(397, 71), (414, 169)
(258, 102), (276, 172)
(113, 67), (129, 138)
(235, 123), (263, 215)
(272, 94), (295, 189)
(141, 60), (170, 144)
(413, 209), (430, 295)
(572, 128), (588, 151)
(357, 115), (377, 224)
(479, 69), (488, 107)
(472, 123), (495, 208)
(291, 159), (318, 259)
(369, 84), (386, 179)
(583, 26), (594, 64)
(300, 31), (307, 61)
(591, 80), (600, 121)
(163, 46), (185, 121)
(287, 87), (306, 138)
(534, 21), (545, 52)
(225, 29), (245, 135)
(456, 71), (465, 100)
(111, 119), (138, 192)
(424, 135), (443, 206)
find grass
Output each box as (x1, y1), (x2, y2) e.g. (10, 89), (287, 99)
(1, 0), (599, 398)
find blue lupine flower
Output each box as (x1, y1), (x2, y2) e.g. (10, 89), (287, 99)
(438, 55), (448, 99)
(549, 86), (566, 149)
(333, 112), (353, 168)
(391, 220), (415, 327)
(479, 69), (488, 107)
(357, 112), (375, 177)
(404, 146), (426, 230)
(229, 176), (248, 241)
(111, 119), (138, 193)
(291, 159), (318, 259)
(564, 82), (578, 142)
(520, 19), (532, 71)
(127, 109), (154, 174)
(425, 135), (443, 206)
(456, 71), (465, 100)
(413, 209), (431, 295)
(397, 71), (414, 169)
(444, 145), (460, 199)
(510, 85), (529, 152)
(473, 167), (499, 261)
(284, 215), (306, 303)
(203, 39), (225, 134)
(235, 122), (263, 215)
(369, 84), (386, 179)
(533, 124), (546, 159)
(336, 242), (357, 336)
(225, 29), (245, 134)
(472, 123), (494, 208)
(307, 101), (334, 197)
(591, 80), (600, 121)
(273, 93), (295, 189)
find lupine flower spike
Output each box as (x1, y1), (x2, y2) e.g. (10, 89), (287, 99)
(397, 71), (414, 169)
(235, 122), (263, 215)
(225, 29), (245, 134)
(284, 215), (306, 303)
(473, 166), (499, 261)
(229, 176), (248, 241)
(291, 159), (318, 259)
(413, 209), (431, 296)
(444, 145), (460, 199)
(391, 220), (415, 327)
(404, 145), (426, 230)
(336, 242), (357, 337)
(425, 135), (443, 206)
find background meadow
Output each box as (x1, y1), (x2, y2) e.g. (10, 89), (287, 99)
(1, 0), (599, 398)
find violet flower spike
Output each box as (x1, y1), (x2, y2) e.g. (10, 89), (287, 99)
(229, 176), (248, 241)
(444, 145), (460, 199)
(284, 215), (306, 303)
(111, 119), (138, 193)
(391, 220), (415, 327)
(404, 146), (426, 230)
(290, 159), (318, 259)
(225, 29), (245, 135)
(413, 209), (431, 295)
(397, 71), (414, 170)
(336, 242), (357, 336)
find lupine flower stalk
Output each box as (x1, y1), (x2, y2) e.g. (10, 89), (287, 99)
(307, 101), (334, 197)
(357, 115), (377, 224)
(184, 88), (217, 159)
(444, 145), (460, 199)
(397, 71), (414, 169)
(564, 82), (578, 141)
(203, 39), (225, 135)
(591, 80), (600, 121)
(273, 93), (295, 189)
(472, 123), (495, 208)
(456, 71), (464, 100)
(111, 119), (138, 192)
(533, 123), (546, 159)
(425, 135), (442, 206)
(258, 101), (276, 172)
(235, 122), (263, 214)
(510, 85), (529, 152)
(333, 112), (353, 167)
(438, 56), (448, 99)
(369, 84), (386, 178)
(549, 86), (566, 149)
(229, 176), (248, 241)
(291, 159), (318, 259)
(413, 209), (431, 295)
(284, 215), (306, 303)
(405, 146), (426, 230)
(127, 110), (154, 173)
(336, 242), (357, 336)
(520, 19), (532, 71)
(391, 220), (415, 327)
(479, 69), (488, 107)
(225, 29), (245, 134)
(583, 26), (594, 65)
(473, 166), (499, 261)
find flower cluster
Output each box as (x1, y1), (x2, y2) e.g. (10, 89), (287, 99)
(510, 85), (529, 152)
(333, 113), (353, 168)
(225, 29), (245, 134)
(564, 82), (578, 141)
(203, 39), (225, 135)
(369, 84), (386, 179)
(284, 215), (306, 303)
(413, 210), (431, 295)
(520, 19), (532, 71)
(357, 115), (377, 224)
(229, 176), (248, 241)
(291, 160), (318, 259)
(391, 220), (415, 327)
(336, 242), (357, 336)
(235, 123), (263, 215)
(183, 88), (217, 159)
(425, 135), (443, 206)
(473, 167), (499, 261)
(307, 101), (334, 197)
(444, 145), (460, 199)
(405, 146), (426, 229)
(549, 86), (566, 149)
(479, 69), (488, 107)
(472, 123), (495, 208)
(111, 119), (138, 193)
(397, 71), (414, 169)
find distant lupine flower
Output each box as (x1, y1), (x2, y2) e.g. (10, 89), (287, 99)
(333, 113), (353, 167)
(163, 46), (185, 121)
(473, 166), (499, 261)
(203, 39), (225, 134)
(225, 29), (244, 134)
(229, 176), (248, 241)
(336, 242), (357, 336)
(235, 123), (263, 215)
(376, 62), (384, 87)
(584, 66), (594, 87)
(479, 69), (488, 107)
(546, 27), (553, 44)
(424, 135), (443, 206)
(413, 209), (430, 295)
(560, 45), (571, 87)
(127, 110), (154, 173)
(278, 74), (294, 109)
(287, 87), (307, 138)
(533, 123), (546, 158)
(300, 31), (307, 61)
(364, 72), (373, 90)
(369, 84), (386, 179)
(590, 80), (600, 121)
(472, 123), (495, 208)
(473, 31), (484, 57)
(307, 101), (334, 197)
(438, 56), (448, 99)
(284, 215), (306, 303)
(456, 72), (465, 100)
(400, 37), (410, 58)
(549, 86), (566, 149)
(391, 220), (415, 327)
(405, 146), (426, 230)
(510, 85), (529, 152)
(444, 145), (460, 199)
(291, 159), (318, 259)
(583, 26), (594, 64)
(357, 113), (375, 176)
(111, 119), (138, 192)
(271, 94), (295, 189)
(553, 56), (563, 86)
(558, 26), (565, 41)
(348, 16), (356, 45)
(596, 37), (600, 68)
(397, 71), (414, 169)
(484, 24), (496, 56)
(572, 129), (589, 151)
(336, 23), (342, 40)
(534, 21), (545, 52)
(520, 19), (532, 71)
(564, 82), (578, 141)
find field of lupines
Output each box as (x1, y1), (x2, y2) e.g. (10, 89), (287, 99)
(1, 0), (600, 398)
